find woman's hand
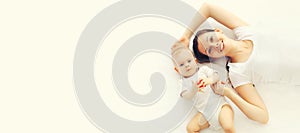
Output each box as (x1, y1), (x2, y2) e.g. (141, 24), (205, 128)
(210, 81), (232, 96)
(179, 36), (190, 48)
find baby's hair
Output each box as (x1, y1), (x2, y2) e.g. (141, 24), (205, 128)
(171, 41), (189, 56)
(171, 41), (197, 67)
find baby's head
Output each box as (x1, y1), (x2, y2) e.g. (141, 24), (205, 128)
(171, 42), (198, 77)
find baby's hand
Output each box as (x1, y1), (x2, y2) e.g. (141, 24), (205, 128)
(192, 81), (205, 92)
(197, 77), (213, 89)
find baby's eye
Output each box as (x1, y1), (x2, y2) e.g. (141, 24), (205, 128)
(180, 64), (184, 67)
(188, 60), (191, 63)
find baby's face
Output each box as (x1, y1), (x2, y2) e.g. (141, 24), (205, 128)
(174, 49), (198, 77)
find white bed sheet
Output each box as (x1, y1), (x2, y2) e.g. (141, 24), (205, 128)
(172, 82), (300, 133)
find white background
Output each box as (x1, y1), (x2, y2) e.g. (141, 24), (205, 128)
(1, 0), (300, 133)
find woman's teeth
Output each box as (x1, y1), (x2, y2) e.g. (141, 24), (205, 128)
(221, 43), (224, 51)
(220, 41), (224, 52)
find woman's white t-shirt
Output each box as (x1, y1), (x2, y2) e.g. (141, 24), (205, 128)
(228, 26), (257, 88)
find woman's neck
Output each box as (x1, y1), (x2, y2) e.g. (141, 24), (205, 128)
(227, 40), (253, 63)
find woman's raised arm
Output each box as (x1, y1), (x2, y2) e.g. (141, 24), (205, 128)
(181, 2), (248, 47)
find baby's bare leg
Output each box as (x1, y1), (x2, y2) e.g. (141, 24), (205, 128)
(186, 112), (209, 133)
(219, 104), (235, 133)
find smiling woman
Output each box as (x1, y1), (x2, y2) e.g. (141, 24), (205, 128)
(179, 1), (269, 125)
(193, 29), (227, 59)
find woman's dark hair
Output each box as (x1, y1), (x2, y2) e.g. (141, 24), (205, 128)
(192, 29), (215, 63)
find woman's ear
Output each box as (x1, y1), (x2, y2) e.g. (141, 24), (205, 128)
(215, 28), (223, 33)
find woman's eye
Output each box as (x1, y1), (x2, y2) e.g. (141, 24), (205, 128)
(208, 48), (212, 54)
(210, 37), (213, 42)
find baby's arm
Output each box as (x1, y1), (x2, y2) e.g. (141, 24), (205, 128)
(180, 81), (198, 100)
(197, 66), (219, 88)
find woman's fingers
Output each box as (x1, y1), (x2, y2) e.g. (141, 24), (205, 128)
(210, 82), (225, 96)
(179, 37), (190, 48)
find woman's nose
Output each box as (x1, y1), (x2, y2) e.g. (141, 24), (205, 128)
(215, 42), (221, 49)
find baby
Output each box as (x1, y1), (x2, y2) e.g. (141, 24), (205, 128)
(171, 42), (235, 133)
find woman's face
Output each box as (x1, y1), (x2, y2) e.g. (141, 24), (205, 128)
(197, 31), (228, 58)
